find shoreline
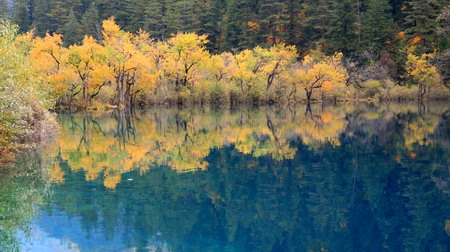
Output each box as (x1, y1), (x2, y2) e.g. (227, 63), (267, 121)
(55, 98), (450, 112)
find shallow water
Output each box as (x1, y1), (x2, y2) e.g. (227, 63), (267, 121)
(2, 103), (450, 252)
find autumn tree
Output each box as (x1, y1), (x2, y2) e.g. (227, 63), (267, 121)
(162, 33), (210, 103)
(405, 51), (441, 101)
(66, 36), (112, 107)
(286, 52), (347, 103)
(101, 18), (137, 107)
(0, 20), (55, 155)
(29, 32), (73, 105)
(102, 18), (158, 107)
(260, 43), (298, 92)
(128, 30), (159, 104)
(231, 48), (266, 102)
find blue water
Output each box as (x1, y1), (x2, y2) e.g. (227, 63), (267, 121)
(2, 104), (450, 251)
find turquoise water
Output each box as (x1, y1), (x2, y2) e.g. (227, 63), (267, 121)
(2, 103), (450, 251)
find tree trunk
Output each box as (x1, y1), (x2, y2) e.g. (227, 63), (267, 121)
(305, 88), (312, 104)
(418, 83), (423, 102)
(83, 84), (87, 108)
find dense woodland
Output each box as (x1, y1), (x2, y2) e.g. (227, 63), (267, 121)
(0, 0), (448, 103)
(1, 0), (449, 54)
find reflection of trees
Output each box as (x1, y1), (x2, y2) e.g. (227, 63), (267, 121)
(0, 150), (54, 251)
(40, 103), (450, 251)
(53, 107), (303, 188)
(52, 104), (449, 190)
(44, 130), (450, 251)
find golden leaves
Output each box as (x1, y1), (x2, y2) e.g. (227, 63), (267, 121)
(405, 52), (441, 88)
(101, 17), (122, 45)
(247, 21), (260, 31)
(25, 18), (351, 105)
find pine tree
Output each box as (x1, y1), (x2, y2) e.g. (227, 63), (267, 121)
(12, 0), (30, 33)
(303, 0), (335, 50)
(197, 0), (220, 50)
(362, 0), (395, 51)
(389, 0), (407, 23)
(404, 0), (441, 49)
(208, 0), (229, 51)
(0, 0), (10, 18)
(25, 0), (35, 25)
(81, 3), (101, 39)
(63, 9), (82, 44)
(223, 0), (257, 50)
(285, 0), (303, 48)
(258, 0), (290, 46)
(115, 0), (132, 29)
(222, 0), (242, 50)
(67, 0), (83, 19)
(95, 0), (117, 20)
(144, 0), (167, 39)
(168, 0), (202, 33)
(127, 0), (148, 32)
(33, 0), (52, 36)
(330, 0), (358, 54)
(46, 0), (69, 34)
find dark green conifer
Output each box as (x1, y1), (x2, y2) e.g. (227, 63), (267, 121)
(362, 0), (395, 51)
(32, 0), (52, 36)
(144, 0), (167, 39)
(81, 3), (100, 39)
(404, 0), (442, 50)
(0, 0), (10, 18)
(330, 0), (358, 54)
(303, 0), (335, 50)
(12, 0), (30, 33)
(258, 0), (290, 46)
(63, 9), (82, 44)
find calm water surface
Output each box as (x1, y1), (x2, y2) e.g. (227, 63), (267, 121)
(1, 103), (449, 252)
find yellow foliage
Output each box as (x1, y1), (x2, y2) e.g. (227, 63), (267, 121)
(287, 52), (347, 101)
(405, 52), (441, 89)
(247, 21), (260, 31)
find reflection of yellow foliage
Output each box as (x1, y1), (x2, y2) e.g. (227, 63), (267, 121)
(50, 160), (65, 183)
(53, 109), (309, 188)
(403, 115), (439, 150)
(104, 173), (122, 189)
(445, 220), (450, 236)
(321, 112), (332, 124)
(51, 105), (445, 189)
(294, 108), (346, 147)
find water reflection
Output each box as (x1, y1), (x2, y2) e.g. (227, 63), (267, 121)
(0, 149), (54, 251)
(4, 103), (450, 251)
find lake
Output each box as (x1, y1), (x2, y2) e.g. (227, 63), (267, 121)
(1, 103), (449, 252)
